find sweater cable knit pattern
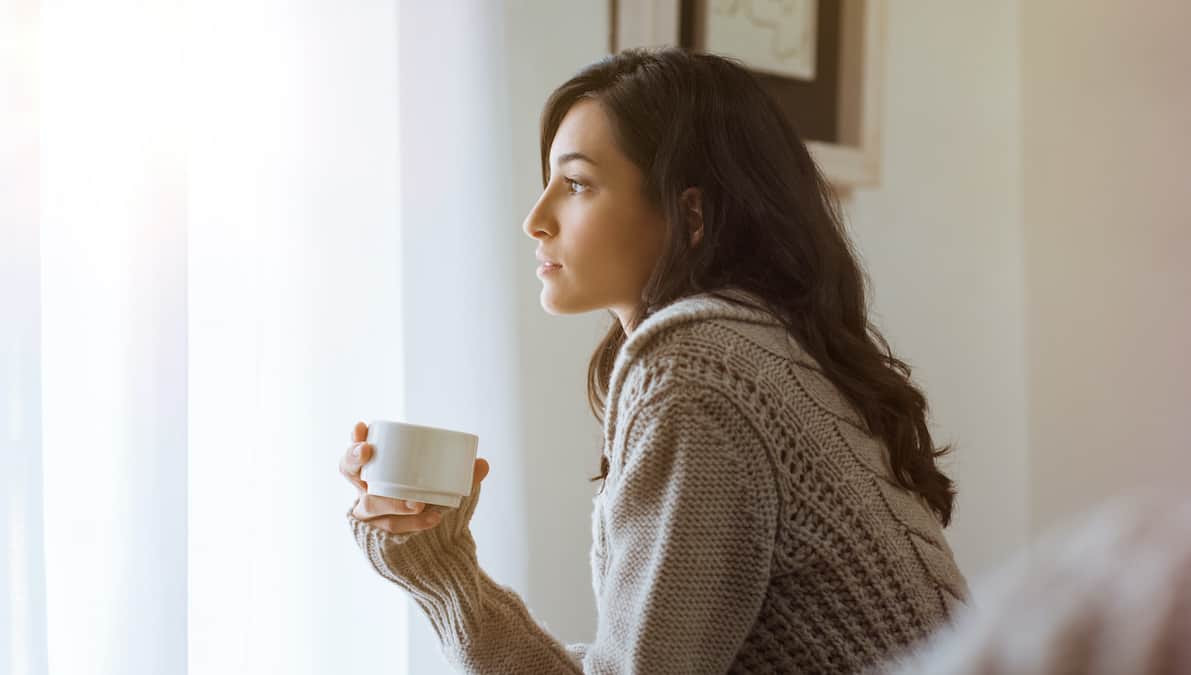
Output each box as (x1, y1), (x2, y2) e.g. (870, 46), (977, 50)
(347, 288), (969, 674)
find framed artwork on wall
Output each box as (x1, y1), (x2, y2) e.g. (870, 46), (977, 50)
(610, 0), (886, 189)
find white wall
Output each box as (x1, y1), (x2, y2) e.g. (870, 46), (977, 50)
(376, 4), (610, 667)
(1021, 0), (1191, 532)
(396, 2), (538, 670)
(845, 1), (1029, 579)
(502, 0), (609, 646)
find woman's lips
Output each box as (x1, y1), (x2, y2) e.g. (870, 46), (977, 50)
(535, 249), (561, 276)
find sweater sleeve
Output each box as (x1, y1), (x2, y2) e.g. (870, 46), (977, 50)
(584, 383), (778, 673)
(346, 384), (775, 674)
(346, 487), (584, 674)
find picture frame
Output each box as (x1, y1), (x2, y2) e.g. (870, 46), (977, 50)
(610, 0), (885, 189)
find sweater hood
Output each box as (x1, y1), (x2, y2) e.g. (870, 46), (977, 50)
(604, 288), (785, 430)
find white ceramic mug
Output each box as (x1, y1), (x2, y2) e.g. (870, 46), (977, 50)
(361, 420), (479, 508)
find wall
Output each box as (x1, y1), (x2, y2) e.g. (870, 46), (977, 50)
(503, 0), (610, 646)
(1021, 0), (1191, 532)
(396, 2), (544, 671)
(845, 1), (1029, 578)
(399, 0), (611, 660)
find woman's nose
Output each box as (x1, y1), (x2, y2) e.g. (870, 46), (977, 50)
(523, 219), (552, 240)
(522, 196), (555, 240)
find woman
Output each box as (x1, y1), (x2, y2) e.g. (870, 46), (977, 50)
(340, 47), (968, 674)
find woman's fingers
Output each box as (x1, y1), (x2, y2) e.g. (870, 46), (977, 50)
(354, 493), (426, 518)
(366, 511), (444, 535)
(472, 457), (490, 493)
(341, 422), (372, 493)
(352, 496), (442, 535)
(339, 442), (373, 493)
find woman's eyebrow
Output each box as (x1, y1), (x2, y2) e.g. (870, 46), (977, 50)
(553, 151), (599, 169)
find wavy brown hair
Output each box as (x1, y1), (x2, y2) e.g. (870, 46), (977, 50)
(538, 47), (956, 525)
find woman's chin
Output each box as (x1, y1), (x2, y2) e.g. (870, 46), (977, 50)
(538, 288), (566, 315)
(539, 285), (585, 316)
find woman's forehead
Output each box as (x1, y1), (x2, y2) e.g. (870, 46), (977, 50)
(550, 100), (613, 168)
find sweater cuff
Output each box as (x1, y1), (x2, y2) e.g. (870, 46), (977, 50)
(346, 504), (580, 672)
(347, 498), (506, 638)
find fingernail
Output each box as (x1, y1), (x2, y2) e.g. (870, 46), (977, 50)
(353, 446), (361, 458)
(404, 500), (419, 510)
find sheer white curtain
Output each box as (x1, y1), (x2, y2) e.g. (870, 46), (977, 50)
(2, 3), (46, 673)
(2, 1), (524, 673)
(36, 1), (189, 672)
(186, 1), (409, 673)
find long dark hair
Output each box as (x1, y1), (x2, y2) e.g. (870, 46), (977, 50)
(538, 47), (956, 525)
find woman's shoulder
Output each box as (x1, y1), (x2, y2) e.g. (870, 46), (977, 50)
(608, 289), (818, 420)
(607, 288), (867, 432)
(611, 290), (777, 381)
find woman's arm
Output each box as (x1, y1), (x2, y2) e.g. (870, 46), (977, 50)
(584, 383), (778, 672)
(347, 495), (584, 673)
(346, 383), (776, 673)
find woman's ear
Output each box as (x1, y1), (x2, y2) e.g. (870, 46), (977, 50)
(681, 187), (703, 247)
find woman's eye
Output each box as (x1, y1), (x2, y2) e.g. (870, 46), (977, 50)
(565, 177), (588, 194)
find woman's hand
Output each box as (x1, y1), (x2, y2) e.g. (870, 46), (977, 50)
(340, 420), (490, 535)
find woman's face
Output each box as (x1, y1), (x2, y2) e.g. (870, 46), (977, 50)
(522, 99), (668, 330)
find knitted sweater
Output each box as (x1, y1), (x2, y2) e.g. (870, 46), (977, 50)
(347, 289), (969, 674)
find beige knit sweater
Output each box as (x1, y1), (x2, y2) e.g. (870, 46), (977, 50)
(347, 289), (969, 674)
